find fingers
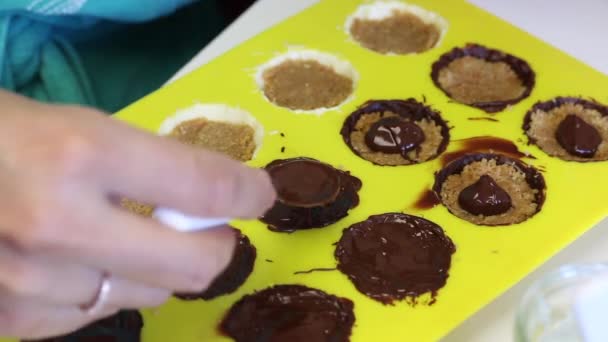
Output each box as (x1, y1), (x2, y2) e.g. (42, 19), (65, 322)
(94, 119), (276, 219)
(102, 276), (170, 310)
(0, 92), (272, 340)
(57, 202), (237, 293)
(0, 243), (99, 307)
(0, 243), (170, 309)
(0, 296), (117, 340)
(0, 97), (275, 219)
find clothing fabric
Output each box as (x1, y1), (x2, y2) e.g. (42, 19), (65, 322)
(0, 0), (225, 111)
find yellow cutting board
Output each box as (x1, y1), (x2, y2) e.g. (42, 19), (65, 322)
(5, 0), (608, 341)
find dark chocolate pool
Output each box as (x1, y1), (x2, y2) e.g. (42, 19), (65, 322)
(220, 284), (355, 342)
(335, 213), (455, 305)
(260, 158), (361, 232)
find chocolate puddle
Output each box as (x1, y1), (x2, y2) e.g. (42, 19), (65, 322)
(441, 136), (534, 166)
(413, 189), (441, 209)
(220, 285), (355, 342)
(335, 213), (455, 305)
(261, 158), (361, 232)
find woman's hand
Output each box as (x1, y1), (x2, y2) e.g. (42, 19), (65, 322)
(0, 90), (275, 339)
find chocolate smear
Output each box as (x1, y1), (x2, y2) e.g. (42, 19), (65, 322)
(261, 158), (361, 232)
(335, 213), (455, 305)
(413, 189), (441, 209)
(440, 136), (533, 166)
(220, 285), (355, 342)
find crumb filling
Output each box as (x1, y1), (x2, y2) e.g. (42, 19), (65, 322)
(122, 118), (256, 217)
(349, 11), (440, 54)
(437, 56), (526, 105)
(262, 59), (354, 110)
(120, 198), (154, 217)
(526, 103), (608, 161)
(440, 158), (539, 225)
(169, 118), (256, 162)
(349, 111), (444, 165)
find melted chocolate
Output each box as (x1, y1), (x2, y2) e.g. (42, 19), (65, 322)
(431, 44), (535, 113)
(555, 114), (602, 158)
(524, 97), (608, 129)
(523, 97), (608, 161)
(260, 158), (361, 232)
(467, 117), (499, 122)
(24, 311), (143, 342)
(268, 158), (341, 208)
(293, 267), (337, 275)
(441, 136), (533, 166)
(364, 116), (425, 157)
(413, 189), (441, 209)
(220, 285), (355, 342)
(341, 99), (450, 165)
(335, 213), (455, 305)
(176, 231), (256, 301)
(458, 175), (512, 216)
(433, 153), (546, 225)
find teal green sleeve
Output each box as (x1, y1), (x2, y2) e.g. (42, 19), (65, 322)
(0, 0), (227, 112)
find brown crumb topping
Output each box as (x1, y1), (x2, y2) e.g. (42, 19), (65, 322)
(526, 103), (608, 161)
(262, 60), (353, 111)
(439, 158), (539, 225)
(437, 56), (526, 105)
(169, 118), (256, 162)
(121, 198), (154, 217)
(125, 117), (256, 217)
(349, 11), (440, 54)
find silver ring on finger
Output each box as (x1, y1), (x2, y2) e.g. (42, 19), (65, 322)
(80, 271), (112, 316)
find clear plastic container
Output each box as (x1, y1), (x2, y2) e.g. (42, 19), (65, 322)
(516, 263), (608, 342)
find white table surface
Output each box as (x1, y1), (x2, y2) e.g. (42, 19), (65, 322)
(169, 1), (608, 341)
